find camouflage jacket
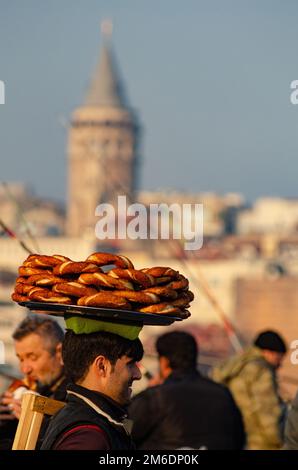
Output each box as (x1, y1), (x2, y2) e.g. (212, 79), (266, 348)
(212, 346), (284, 450)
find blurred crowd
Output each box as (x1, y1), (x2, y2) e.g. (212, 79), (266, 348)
(1, 315), (298, 450)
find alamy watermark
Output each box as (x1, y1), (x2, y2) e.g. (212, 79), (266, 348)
(290, 340), (298, 364)
(290, 80), (298, 104)
(0, 80), (5, 104)
(95, 196), (203, 250)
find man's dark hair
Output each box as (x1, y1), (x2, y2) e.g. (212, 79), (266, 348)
(12, 314), (64, 354)
(254, 330), (287, 354)
(156, 331), (198, 371)
(63, 330), (144, 382)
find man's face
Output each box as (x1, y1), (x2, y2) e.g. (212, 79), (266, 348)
(105, 355), (142, 406)
(14, 333), (62, 386)
(262, 349), (285, 369)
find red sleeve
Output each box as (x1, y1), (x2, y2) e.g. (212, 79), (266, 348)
(53, 424), (110, 450)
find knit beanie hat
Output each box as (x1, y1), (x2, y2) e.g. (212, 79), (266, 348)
(254, 330), (287, 353)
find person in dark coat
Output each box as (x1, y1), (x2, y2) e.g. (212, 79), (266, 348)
(41, 318), (143, 450)
(128, 331), (245, 450)
(0, 315), (67, 450)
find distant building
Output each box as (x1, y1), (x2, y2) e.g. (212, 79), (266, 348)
(0, 183), (64, 237)
(138, 190), (244, 238)
(66, 29), (141, 238)
(237, 198), (298, 235)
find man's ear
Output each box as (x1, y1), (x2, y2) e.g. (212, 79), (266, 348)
(56, 343), (63, 364)
(159, 356), (171, 378)
(94, 355), (110, 377)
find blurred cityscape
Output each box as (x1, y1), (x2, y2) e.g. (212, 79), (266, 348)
(1, 28), (298, 399)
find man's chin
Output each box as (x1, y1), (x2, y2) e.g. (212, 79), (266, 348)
(119, 393), (132, 407)
(37, 378), (51, 387)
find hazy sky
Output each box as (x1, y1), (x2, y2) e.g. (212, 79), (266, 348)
(0, 0), (298, 204)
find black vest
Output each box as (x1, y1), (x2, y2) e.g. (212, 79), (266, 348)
(41, 385), (134, 450)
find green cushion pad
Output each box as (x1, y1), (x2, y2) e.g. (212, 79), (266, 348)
(65, 316), (142, 340)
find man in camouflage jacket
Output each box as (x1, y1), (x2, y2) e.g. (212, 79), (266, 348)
(212, 330), (287, 450)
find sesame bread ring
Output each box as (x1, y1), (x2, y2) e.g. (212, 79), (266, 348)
(52, 255), (72, 263)
(112, 290), (160, 304)
(16, 276), (30, 284)
(28, 288), (72, 304)
(141, 267), (178, 279)
(170, 292), (193, 308)
(186, 290), (194, 302)
(108, 269), (154, 288)
(23, 255), (71, 268)
(152, 276), (172, 285)
(53, 261), (101, 276)
(27, 286), (47, 297)
(24, 254), (42, 263)
(78, 273), (134, 290)
(27, 274), (66, 287)
(53, 282), (98, 298)
(14, 283), (36, 295)
(142, 286), (178, 300)
(86, 252), (134, 269)
(27, 286), (66, 298)
(11, 292), (29, 302)
(178, 310), (191, 319)
(166, 275), (189, 291)
(77, 292), (132, 310)
(139, 303), (182, 315)
(25, 254), (70, 262)
(19, 267), (52, 277)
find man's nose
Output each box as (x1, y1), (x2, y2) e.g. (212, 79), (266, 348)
(133, 364), (142, 381)
(21, 362), (33, 375)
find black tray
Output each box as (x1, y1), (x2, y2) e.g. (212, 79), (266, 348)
(18, 302), (182, 326)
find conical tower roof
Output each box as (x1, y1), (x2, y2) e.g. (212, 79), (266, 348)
(85, 32), (128, 108)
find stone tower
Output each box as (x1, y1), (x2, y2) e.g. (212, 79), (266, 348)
(66, 26), (140, 237)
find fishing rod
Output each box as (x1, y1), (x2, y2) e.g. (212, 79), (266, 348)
(0, 219), (33, 255)
(169, 239), (243, 353)
(1, 182), (40, 252)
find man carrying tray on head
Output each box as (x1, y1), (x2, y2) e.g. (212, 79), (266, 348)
(11, 252), (194, 449)
(41, 316), (143, 450)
